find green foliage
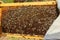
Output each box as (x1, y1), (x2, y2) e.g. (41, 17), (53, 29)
(8, 37), (19, 40)
(2, 0), (14, 3)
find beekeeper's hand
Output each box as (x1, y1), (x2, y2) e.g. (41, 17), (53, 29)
(44, 0), (60, 40)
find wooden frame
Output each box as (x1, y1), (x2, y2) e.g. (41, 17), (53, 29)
(0, 8), (1, 25)
(0, 1), (56, 39)
(0, 1), (56, 6)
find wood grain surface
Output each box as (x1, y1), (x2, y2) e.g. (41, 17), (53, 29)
(0, 8), (2, 35)
(0, 1), (56, 6)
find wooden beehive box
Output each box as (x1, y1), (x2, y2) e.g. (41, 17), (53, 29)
(0, 1), (58, 39)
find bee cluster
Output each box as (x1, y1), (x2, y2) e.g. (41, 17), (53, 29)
(2, 5), (58, 35)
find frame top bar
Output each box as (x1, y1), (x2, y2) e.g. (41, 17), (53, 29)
(0, 1), (56, 6)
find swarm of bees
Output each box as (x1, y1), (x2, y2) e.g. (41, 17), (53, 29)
(2, 5), (58, 35)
